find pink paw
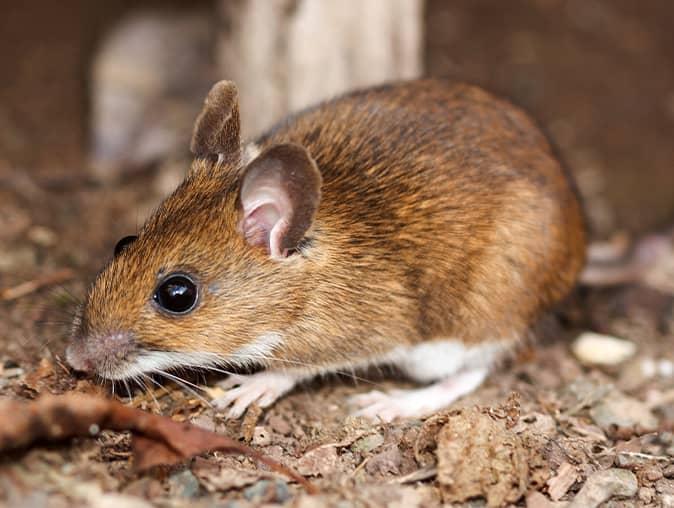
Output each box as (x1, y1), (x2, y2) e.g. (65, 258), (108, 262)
(349, 368), (488, 422)
(213, 372), (297, 419)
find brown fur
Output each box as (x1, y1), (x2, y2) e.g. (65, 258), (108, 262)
(190, 81), (240, 160)
(69, 78), (586, 378)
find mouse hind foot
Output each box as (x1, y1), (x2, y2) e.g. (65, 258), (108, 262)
(349, 338), (511, 421)
(350, 366), (489, 422)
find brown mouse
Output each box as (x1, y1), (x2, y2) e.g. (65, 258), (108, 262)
(66, 79), (586, 421)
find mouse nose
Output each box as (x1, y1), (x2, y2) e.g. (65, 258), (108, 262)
(65, 331), (136, 379)
(65, 343), (95, 374)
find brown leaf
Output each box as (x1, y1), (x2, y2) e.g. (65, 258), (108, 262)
(0, 393), (316, 493)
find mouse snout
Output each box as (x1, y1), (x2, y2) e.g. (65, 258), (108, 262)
(65, 331), (137, 378)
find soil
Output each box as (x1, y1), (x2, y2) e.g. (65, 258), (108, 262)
(1, 1), (674, 507)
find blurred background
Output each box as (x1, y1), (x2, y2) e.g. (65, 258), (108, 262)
(2, 0), (673, 236)
(1, 0), (674, 358)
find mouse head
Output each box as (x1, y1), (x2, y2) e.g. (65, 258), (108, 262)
(67, 81), (322, 380)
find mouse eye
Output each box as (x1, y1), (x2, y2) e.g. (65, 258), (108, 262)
(114, 235), (138, 256)
(153, 274), (198, 315)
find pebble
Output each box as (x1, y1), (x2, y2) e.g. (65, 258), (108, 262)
(243, 479), (290, 503)
(572, 332), (636, 366)
(638, 486), (655, 504)
(643, 466), (664, 482)
(267, 414), (291, 436)
(568, 468), (637, 508)
(590, 391), (658, 431)
(296, 445), (339, 477)
(663, 494), (674, 508)
(0, 245), (36, 271)
(168, 469), (201, 499)
(526, 491), (555, 508)
(27, 225), (57, 246)
(252, 426), (272, 446)
(189, 414), (216, 432)
(350, 433), (384, 453)
(656, 478), (674, 495)
(365, 444), (402, 476)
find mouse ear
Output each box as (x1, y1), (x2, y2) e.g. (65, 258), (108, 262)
(190, 80), (240, 160)
(240, 144), (322, 259)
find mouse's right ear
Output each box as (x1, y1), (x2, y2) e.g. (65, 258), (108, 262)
(239, 144), (322, 259)
(190, 81), (240, 161)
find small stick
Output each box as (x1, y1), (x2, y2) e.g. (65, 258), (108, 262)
(1, 268), (75, 301)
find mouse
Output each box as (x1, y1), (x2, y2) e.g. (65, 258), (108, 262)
(66, 78), (586, 422)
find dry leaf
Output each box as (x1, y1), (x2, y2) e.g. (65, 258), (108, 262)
(0, 393), (316, 493)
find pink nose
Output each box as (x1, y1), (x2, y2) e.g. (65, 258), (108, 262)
(65, 331), (136, 379)
(65, 343), (95, 373)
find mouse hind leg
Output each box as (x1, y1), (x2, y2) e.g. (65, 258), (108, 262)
(350, 339), (510, 422)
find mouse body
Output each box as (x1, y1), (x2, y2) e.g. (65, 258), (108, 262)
(67, 79), (586, 421)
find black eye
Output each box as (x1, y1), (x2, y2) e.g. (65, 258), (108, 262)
(153, 274), (198, 315)
(114, 235), (137, 256)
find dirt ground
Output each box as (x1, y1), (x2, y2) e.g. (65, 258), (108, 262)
(1, 1), (674, 507)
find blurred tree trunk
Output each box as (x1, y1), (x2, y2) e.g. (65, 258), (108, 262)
(217, 0), (424, 139)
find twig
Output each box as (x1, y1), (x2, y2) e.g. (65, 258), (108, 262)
(1, 268), (75, 301)
(389, 466), (438, 484)
(618, 451), (672, 462)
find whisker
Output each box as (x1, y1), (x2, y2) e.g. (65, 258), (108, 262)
(155, 370), (211, 407)
(136, 373), (161, 412)
(122, 378), (132, 401)
(224, 353), (387, 388)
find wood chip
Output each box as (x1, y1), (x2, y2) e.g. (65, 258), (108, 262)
(547, 462), (578, 501)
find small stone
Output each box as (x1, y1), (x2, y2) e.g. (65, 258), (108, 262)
(572, 332), (636, 366)
(350, 433), (384, 453)
(296, 445), (339, 477)
(663, 465), (674, 478)
(590, 391), (658, 431)
(189, 415), (216, 432)
(168, 469), (201, 499)
(643, 466), (664, 482)
(27, 225), (57, 246)
(637, 486), (655, 504)
(526, 491), (554, 508)
(243, 479), (290, 503)
(123, 477), (164, 499)
(660, 359), (674, 377)
(663, 493), (674, 508)
(0, 245), (36, 271)
(268, 414), (291, 435)
(90, 493), (154, 508)
(513, 412), (557, 437)
(365, 444), (402, 476)
(568, 468), (638, 508)
(252, 426), (272, 446)
(656, 478), (674, 495)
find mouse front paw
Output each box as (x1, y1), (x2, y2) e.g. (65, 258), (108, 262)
(212, 371), (299, 419)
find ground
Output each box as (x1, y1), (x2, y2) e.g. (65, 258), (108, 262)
(1, 1), (674, 507)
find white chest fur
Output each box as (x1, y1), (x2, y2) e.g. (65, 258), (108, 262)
(390, 339), (510, 383)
